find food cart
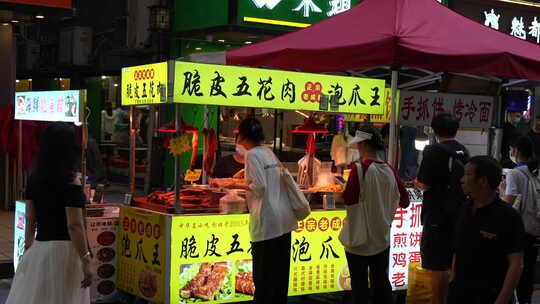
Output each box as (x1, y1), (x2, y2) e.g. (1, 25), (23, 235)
(115, 60), (426, 303)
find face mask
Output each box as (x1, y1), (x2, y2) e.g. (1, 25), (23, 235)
(510, 149), (517, 164)
(510, 155), (517, 164)
(235, 144), (247, 156)
(512, 116), (521, 125)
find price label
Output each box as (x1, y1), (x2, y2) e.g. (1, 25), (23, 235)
(185, 169), (202, 182)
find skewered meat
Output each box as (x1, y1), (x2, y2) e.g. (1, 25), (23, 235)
(181, 262), (230, 300)
(190, 132), (199, 170)
(203, 129), (218, 175)
(146, 189), (218, 208)
(235, 272), (255, 295)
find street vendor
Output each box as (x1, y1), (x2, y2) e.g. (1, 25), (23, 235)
(212, 136), (245, 178)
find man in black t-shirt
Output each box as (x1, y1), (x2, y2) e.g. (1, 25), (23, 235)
(448, 156), (524, 304)
(415, 113), (469, 304)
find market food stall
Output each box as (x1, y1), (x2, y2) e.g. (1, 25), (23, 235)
(116, 0), (540, 301)
(115, 60), (425, 303)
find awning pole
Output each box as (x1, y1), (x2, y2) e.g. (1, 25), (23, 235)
(202, 105), (209, 184)
(174, 104), (184, 214)
(389, 70), (399, 168)
(129, 107), (136, 198)
(17, 120), (22, 200)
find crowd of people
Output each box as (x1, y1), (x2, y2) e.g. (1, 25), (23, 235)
(6, 112), (540, 304)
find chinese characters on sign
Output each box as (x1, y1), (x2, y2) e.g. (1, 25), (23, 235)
(250, 0), (351, 18)
(484, 9), (500, 30)
(121, 62), (168, 106)
(14, 90), (83, 123)
(398, 91), (494, 128)
(169, 212), (350, 303)
(117, 207), (166, 302)
(388, 188), (424, 291)
(168, 205), (425, 304)
(174, 62), (385, 115)
(511, 17), (527, 39)
(345, 88), (397, 123)
(251, 0), (282, 9)
(293, 0), (322, 18)
(454, 3), (540, 45)
(290, 213), (348, 295)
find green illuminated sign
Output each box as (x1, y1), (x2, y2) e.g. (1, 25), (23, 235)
(238, 0), (362, 28)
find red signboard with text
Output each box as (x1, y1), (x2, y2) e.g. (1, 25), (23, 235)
(0, 0), (71, 8)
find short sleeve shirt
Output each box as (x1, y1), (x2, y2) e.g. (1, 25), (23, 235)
(453, 198), (524, 290)
(245, 146), (298, 242)
(26, 176), (87, 241)
(417, 140), (469, 223)
(505, 164), (528, 198)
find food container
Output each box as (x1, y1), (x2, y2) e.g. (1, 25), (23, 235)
(323, 193), (336, 210)
(219, 189), (247, 214)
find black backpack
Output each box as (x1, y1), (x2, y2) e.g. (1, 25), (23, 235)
(434, 143), (468, 222)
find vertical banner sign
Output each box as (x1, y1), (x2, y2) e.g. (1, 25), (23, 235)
(121, 62), (168, 105)
(13, 201), (26, 271)
(14, 90), (83, 123)
(345, 89), (399, 123)
(87, 216), (121, 303)
(174, 61), (385, 115)
(117, 207), (167, 303)
(388, 188), (423, 291)
(289, 211), (349, 295)
(398, 91), (494, 128)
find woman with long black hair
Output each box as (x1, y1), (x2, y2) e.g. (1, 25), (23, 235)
(6, 122), (93, 304)
(502, 135), (538, 304)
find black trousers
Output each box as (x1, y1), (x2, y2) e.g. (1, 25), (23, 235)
(345, 248), (393, 304)
(252, 232), (291, 304)
(517, 233), (538, 304)
(447, 282), (499, 304)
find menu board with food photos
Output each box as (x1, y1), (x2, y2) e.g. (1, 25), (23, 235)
(87, 216), (121, 303)
(13, 201), (26, 272)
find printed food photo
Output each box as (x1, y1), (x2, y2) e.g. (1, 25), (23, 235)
(235, 259), (255, 297)
(179, 262), (233, 302)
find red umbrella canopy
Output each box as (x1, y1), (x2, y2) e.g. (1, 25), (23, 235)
(227, 0), (540, 81)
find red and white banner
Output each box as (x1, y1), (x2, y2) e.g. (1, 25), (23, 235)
(389, 188), (423, 290)
(399, 91), (494, 128)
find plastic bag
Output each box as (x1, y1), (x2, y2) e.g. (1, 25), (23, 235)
(406, 262), (434, 304)
(219, 189), (247, 214)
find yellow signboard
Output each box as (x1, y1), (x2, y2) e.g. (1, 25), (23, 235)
(169, 211), (348, 303)
(345, 88), (399, 123)
(121, 62), (168, 106)
(117, 207), (168, 303)
(289, 211), (349, 295)
(184, 169), (202, 183)
(174, 62), (385, 115)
